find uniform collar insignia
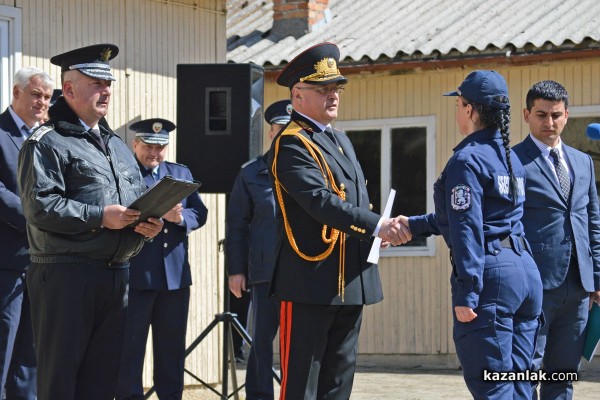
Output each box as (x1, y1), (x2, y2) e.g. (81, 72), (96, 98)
(295, 119), (314, 133)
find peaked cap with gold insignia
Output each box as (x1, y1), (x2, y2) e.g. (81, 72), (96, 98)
(130, 118), (176, 145)
(50, 43), (119, 81)
(276, 42), (347, 89)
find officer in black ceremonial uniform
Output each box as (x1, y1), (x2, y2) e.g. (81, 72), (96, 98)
(268, 42), (411, 399)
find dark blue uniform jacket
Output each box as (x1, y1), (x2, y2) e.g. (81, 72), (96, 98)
(129, 160), (207, 290)
(226, 154), (277, 285)
(410, 128), (527, 308)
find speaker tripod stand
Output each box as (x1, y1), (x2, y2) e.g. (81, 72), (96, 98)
(144, 239), (280, 399)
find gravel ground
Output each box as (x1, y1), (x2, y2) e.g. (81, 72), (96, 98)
(145, 356), (600, 399)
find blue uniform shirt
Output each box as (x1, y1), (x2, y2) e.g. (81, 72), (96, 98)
(410, 128), (526, 308)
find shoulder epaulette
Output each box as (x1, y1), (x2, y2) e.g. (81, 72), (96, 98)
(281, 121), (304, 137)
(164, 160), (188, 169)
(241, 156), (261, 169)
(28, 125), (53, 142)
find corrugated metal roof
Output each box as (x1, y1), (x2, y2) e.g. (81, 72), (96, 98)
(226, 0), (600, 66)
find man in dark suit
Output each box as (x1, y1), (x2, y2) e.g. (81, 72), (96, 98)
(513, 80), (600, 400)
(0, 66), (53, 399)
(268, 42), (411, 399)
(116, 118), (208, 400)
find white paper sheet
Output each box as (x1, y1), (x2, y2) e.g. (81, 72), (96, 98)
(367, 189), (396, 264)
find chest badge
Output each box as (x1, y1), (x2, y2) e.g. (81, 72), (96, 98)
(451, 184), (471, 211)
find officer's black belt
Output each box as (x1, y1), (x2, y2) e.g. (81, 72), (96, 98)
(500, 236), (525, 249)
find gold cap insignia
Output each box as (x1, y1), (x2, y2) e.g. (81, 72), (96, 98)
(152, 122), (163, 133)
(100, 48), (112, 62)
(300, 57), (341, 83)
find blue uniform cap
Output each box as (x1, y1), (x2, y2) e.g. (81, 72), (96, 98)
(277, 42), (348, 89)
(264, 100), (293, 125)
(50, 43), (119, 81)
(444, 70), (510, 110)
(130, 118), (176, 145)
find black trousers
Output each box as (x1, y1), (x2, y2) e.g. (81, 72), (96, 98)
(279, 302), (363, 400)
(27, 262), (128, 400)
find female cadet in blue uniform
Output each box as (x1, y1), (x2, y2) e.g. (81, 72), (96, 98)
(404, 70), (543, 399)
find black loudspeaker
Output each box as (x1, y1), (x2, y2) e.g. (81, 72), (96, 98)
(176, 63), (264, 193)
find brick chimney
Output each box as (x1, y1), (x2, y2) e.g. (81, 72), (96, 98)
(271, 0), (331, 39)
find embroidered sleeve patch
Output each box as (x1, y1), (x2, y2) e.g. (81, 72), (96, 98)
(451, 184), (471, 211)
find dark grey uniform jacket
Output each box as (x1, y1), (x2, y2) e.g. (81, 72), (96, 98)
(17, 97), (146, 265)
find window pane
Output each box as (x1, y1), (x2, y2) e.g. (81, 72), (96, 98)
(346, 130), (381, 214)
(561, 117), (600, 194)
(391, 127), (427, 246)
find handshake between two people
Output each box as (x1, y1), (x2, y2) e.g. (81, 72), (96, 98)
(377, 215), (412, 247)
(381, 215), (478, 323)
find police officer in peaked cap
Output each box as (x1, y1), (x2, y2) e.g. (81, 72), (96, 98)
(267, 42), (411, 399)
(116, 118), (208, 400)
(18, 44), (163, 400)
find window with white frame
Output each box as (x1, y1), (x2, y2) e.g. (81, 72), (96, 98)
(335, 116), (436, 257)
(0, 5), (22, 111)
